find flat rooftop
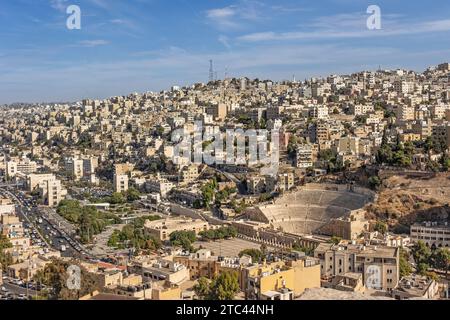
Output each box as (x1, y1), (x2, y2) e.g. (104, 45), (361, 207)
(316, 243), (398, 258)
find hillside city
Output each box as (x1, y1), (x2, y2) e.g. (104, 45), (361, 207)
(1, 62), (450, 301)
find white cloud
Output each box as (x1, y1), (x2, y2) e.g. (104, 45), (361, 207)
(78, 40), (110, 47)
(237, 14), (450, 42)
(206, 6), (238, 29)
(207, 7), (236, 19)
(49, 0), (68, 12)
(218, 35), (231, 50)
(205, 1), (266, 30)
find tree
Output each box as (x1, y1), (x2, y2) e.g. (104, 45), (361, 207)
(110, 192), (126, 204)
(329, 236), (342, 245)
(0, 234), (13, 269)
(431, 248), (450, 273)
(209, 271), (240, 300)
(440, 155), (450, 172)
(412, 241), (432, 266)
(424, 136), (434, 154)
(0, 234), (12, 250)
(399, 248), (412, 278)
(58, 200), (120, 244)
(125, 188), (141, 202)
(374, 221), (387, 234)
(201, 179), (218, 208)
(368, 176), (381, 190)
(193, 277), (211, 300)
(33, 259), (101, 300)
(287, 135), (298, 158)
(417, 263), (430, 275)
(292, 243), (315, 256)
(170, 231), (197, 251)
(376, 144), (393, 165)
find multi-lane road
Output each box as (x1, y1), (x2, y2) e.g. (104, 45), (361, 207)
(0, 187), (101, 299)
(0, 187), (95, 260)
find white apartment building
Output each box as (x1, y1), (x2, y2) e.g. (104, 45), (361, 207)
(314, 243), (400, 291)
(5, 161), (17, 179)
(6, 159), (37, 179)
(26, 173), (56, 191)
(309, 106), (329, 120)
(394, 81), (413, 95)
(66, 157), (84, 180)
(37, 176), (67, 207)
(396, 105), (415, 122)
(145, 178), (174, 198)
(296, 145), (314, 168)
(335, 137), (360, 155)
(349, 104), (374, 116)
(113, 174), (129, 193)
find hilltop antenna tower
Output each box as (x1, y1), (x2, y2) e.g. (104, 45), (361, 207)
(209, 60), (214, 82)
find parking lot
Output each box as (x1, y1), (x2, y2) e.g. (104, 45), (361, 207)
(1, 276), (42, 300)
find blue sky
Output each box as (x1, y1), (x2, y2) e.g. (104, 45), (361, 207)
(1, 0), (450, 103)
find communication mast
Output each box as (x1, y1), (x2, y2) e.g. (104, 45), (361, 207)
(209, 60), (214, 82)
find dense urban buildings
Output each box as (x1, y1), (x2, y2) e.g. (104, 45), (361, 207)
(1, 62), (450, 302)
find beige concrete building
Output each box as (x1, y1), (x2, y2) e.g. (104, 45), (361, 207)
(396, 105), (415, 121)
(145, 178), (174, 198)
(26, 173), (55, 191)
(318, 210), (370, 240)
(179, 165), (199, 185)
(206, 103), (227, 121)
(6, 159), (37, 179)
(323, 272), (365, 292)
(130, 258), (189, 285)
(144, 217), (210, 241)
(25, 173), (66, 206)
(392, 274), (439, 300)
(247, 176), (266, 194)
(38, 177), (67, 207)
(335, 136), (360, 155)
(113, 173), (129, 193)
(410, 222), (450, 248)
(66, 157), (84, 180)
(314, 243), (400, 291)
(174, 249), (219, 280)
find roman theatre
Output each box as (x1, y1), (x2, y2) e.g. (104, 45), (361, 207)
(245, 184), (376, 237)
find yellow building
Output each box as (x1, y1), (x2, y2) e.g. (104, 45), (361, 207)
(152, 283), (182, 300)
(400, 133), (421, 143)
(242, 256), (321, 300)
